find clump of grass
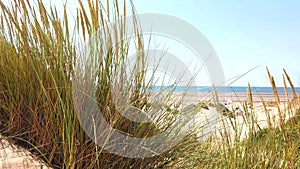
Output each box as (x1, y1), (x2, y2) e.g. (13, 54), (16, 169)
(0, 0), (209, 168)
(200, 69), (300, 169)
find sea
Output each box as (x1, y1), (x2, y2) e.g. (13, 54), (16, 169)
(150, 86), (300, 94)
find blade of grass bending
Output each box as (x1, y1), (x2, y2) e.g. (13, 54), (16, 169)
(283, 68), (297, 99)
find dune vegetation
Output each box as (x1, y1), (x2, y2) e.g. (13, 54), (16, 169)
(0, 0), (299, 168)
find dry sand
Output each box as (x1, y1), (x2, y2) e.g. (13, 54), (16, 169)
(0, 137), (50, 168)
(192, 92), (300, 143)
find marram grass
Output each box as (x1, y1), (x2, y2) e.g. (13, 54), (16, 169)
(0, 0), (203, 168)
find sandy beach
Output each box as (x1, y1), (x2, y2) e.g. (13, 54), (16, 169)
(178, 92), (297, 103)
(190, 92), (300, 143)
(149, 91), (299, 142)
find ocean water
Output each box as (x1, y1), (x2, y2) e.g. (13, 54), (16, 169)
(150, 86), (300, 94)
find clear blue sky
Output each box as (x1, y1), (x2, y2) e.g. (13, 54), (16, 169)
(132, 0), (300, 87)
(3, 0), (300, 87)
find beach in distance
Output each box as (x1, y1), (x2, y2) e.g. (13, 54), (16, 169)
(150, 86), (300, 103)
(148, 85), (300, 142)
(151, 86), (300, 94)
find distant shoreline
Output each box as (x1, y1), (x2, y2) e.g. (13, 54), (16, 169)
(149, 86), (300, 95)
(156, 92), (297, 104)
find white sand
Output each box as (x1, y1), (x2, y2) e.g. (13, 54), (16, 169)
(195, 95), (300, 143)
(0, 137), (50, 169)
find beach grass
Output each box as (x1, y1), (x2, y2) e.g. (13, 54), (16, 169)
(0, 0), (203, 168)
(0, 0), (300, 168)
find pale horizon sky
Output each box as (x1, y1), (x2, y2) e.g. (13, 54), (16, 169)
(3, 0), (300, 87)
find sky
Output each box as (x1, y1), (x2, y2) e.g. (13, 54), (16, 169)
(2, 0), (300, 87)
(132, 0), (300, 87)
